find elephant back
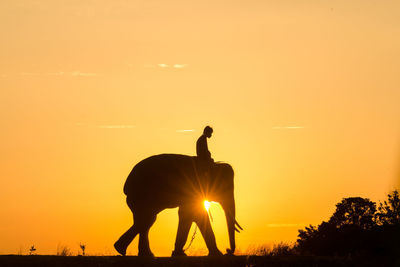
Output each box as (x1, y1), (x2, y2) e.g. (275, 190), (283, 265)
(123, 154), (198, 197)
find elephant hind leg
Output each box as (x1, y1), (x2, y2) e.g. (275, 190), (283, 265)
(114, 200), (139, 256)
(114, 224), (139, 256)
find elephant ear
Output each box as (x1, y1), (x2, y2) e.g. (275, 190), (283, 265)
(210, 163), (234, 193)
(210, 162), (223, 177)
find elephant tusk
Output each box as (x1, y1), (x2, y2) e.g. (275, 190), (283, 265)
(235, 220), (243, 231)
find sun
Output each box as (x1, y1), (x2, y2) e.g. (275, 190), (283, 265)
(204, 200), (211, 212)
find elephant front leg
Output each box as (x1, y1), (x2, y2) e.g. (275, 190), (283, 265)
(194, 210), (223, 256)
(172, 207), (193, 256)
(137, 213), (157, 257)
(138, 229), (153, 257)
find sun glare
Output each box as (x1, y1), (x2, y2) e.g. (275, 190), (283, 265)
(204, 200), (211, 212)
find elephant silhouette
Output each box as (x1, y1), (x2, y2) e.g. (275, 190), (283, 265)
(114, 154), (242, 257)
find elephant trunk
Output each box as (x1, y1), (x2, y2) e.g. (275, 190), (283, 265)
(221, 194), (237, 255)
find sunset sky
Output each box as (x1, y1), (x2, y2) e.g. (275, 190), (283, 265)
(1, 0), (399, 256)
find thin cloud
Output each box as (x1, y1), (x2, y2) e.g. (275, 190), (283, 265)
(97, 125), (136, 129)
(19, 71), (97, 77)
(144, 64), (188, 69)
(46, 71), (65, 76)
(75, 123), (135, 129)
(72, 71), (98, 77)
(20, 72), (40, 76)
(173, 64), (187, 68)
(272, 126), (305, 129)
(176, 129), (195, 133)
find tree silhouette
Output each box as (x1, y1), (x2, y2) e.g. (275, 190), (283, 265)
(328, 197), (376, 230)
(376, 190), (400, 226)
(297, 192), (400, 257)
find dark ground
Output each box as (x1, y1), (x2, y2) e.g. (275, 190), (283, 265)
(0, 255), (397, 267)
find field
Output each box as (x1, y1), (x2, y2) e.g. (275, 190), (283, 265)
(0, 255), (395, 267)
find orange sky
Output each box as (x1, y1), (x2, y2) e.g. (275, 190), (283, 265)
(0, 0), (399, 256)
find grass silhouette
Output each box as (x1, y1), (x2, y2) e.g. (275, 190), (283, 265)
(0, 254), (394, 267)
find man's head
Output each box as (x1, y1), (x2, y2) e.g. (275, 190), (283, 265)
(204, 126), (213, 138)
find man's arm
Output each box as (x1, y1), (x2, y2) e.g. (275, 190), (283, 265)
(196, 135), (209, 158)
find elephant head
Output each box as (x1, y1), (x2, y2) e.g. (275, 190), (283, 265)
(206, 163), (243, 254)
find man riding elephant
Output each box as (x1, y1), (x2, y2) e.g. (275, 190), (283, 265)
(113, 125), (242, 257)
(196, 126), (214, 176)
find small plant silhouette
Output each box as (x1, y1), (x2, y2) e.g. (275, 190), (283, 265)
(79, 243), (86, 256)
(17, 245), (24, 255)
(57, 244), (72, 256)
(29, 245), (36, 255)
